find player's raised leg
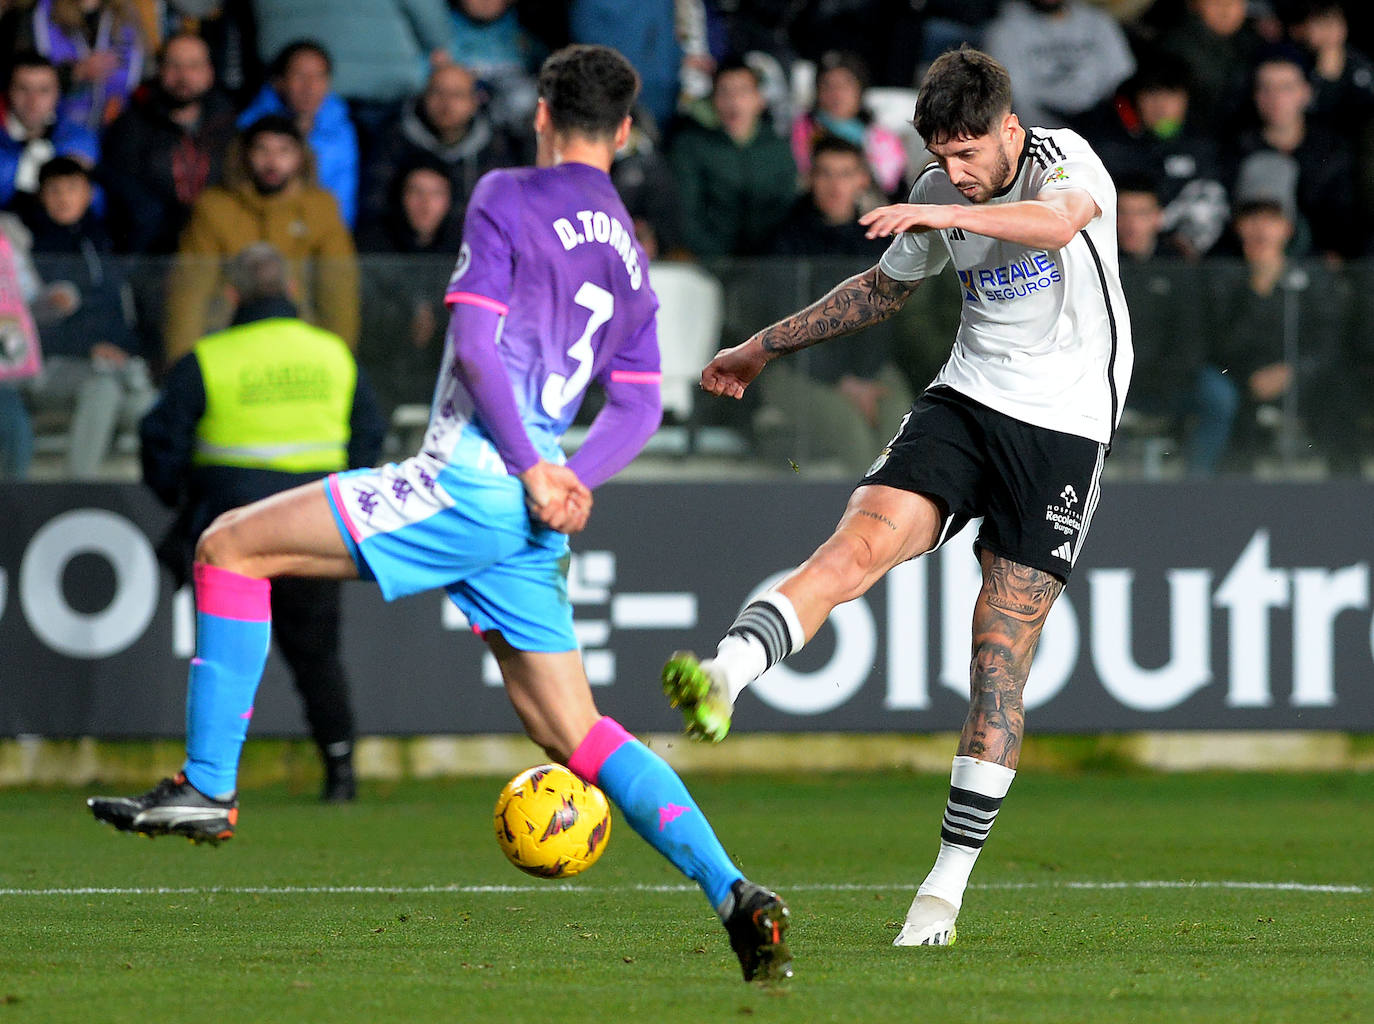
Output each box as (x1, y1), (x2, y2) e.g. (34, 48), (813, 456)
(664, 484), (941, 740)
(87, 481), (358, 842)
(491, 634), (791, 982)
(895, 550), (1061, 946)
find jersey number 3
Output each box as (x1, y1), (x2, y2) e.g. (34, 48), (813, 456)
(541, 281), (613, 417)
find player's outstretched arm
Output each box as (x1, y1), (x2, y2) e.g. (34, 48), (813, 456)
(701, 265), (921, 400)
(860, 188), (1100, 252)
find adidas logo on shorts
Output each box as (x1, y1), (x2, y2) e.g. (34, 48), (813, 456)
(1051, 541), (1073, 562)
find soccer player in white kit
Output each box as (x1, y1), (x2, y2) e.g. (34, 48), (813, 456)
(663, 46), (1133, 946)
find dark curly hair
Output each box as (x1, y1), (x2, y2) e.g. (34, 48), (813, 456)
(913, 46), (1013, 145)
(537, 44), (640, 141)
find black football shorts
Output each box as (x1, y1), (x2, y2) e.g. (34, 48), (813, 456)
(861, 386), (1107, 583)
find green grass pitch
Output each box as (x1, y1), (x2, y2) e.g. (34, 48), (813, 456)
(1, 769), (1370, 1023)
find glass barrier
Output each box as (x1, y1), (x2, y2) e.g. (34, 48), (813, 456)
(6, 253), (1372, 483)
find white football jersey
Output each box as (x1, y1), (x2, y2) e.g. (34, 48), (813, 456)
(879, 127), (1133, 445)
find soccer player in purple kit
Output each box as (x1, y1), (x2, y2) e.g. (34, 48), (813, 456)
(87, 44), (792, 984)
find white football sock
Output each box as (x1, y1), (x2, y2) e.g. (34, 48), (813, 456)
(710, 591), (806, 703)
(916, 755), (1017, 911)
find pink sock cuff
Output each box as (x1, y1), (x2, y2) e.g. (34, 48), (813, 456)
(568, 716), (633, 784)
(194, 563), (271, 621)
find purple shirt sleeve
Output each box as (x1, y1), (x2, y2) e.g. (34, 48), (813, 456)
(441, 171), (540, 475)
(565, 315), (663, 488)
(446, 299), (540, 475)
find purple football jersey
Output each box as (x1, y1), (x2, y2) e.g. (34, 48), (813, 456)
(436, 162), (660, 464)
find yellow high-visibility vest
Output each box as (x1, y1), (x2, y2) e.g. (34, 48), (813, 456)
(193, 317), (355, 472)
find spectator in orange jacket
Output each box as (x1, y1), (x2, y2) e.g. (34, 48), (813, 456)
(163, 114), (359, 363)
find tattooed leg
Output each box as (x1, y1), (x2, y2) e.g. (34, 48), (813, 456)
(958, 552), (1063, 770)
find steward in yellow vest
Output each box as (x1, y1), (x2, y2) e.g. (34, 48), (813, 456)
(142, 291), (384, 533)
(193, 314), (356, 474)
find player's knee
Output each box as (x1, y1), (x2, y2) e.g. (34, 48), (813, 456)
(194, 510), (247, 571)
(805, 529), (882, 600)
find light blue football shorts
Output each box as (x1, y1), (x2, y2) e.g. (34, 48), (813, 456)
(324, 453), (575, 653)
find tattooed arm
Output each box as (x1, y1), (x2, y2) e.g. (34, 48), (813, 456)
(699, 265), (923, 399)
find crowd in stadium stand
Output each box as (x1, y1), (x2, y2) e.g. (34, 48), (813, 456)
(1, 0), (1373, 480)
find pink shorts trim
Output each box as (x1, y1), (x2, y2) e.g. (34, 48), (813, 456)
(568, 717), (633, 784)
(327, 473), (362, 544)
(193, 563), (270, 622)
(609, 370), (662, 384)
(445, 291), (510, 315)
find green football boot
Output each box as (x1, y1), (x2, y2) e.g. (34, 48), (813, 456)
(661, 651), (733, 743)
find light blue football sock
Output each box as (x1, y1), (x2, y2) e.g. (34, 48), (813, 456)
(182, 564), (272, 799)
(569, 717), (743, 911)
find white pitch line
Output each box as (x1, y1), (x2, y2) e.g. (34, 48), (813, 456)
(0, 880), (1366, 897)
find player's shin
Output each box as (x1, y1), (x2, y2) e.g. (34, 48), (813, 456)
(568, 716), (743, 914)
(916, 755), (1016, 909)
(182, 563), (272, 799)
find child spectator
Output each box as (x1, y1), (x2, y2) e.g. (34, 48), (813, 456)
(1091, 56), (1230, 258)
(357, 160), (461, 255)
(22, 156), (153, 477)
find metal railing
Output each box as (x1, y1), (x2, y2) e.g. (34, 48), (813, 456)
(13, 253), (1374, 482)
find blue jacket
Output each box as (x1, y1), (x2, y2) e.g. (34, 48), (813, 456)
(0, 118), (100, 207)
(253, 0), (449, 103)
(238, 87), (359, 228)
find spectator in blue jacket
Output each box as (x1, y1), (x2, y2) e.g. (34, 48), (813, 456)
(0, 51), (99, 214)
(440, 0), (544, 131)
(249, 0), (451, 129)
(238, 40), (359, 227)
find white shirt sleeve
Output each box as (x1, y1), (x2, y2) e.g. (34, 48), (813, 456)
(878, 171), (952, 282)
(1029, 130), (1114, 223)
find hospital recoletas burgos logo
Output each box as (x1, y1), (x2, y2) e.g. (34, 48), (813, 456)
(1045, 484), (1083, 538)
